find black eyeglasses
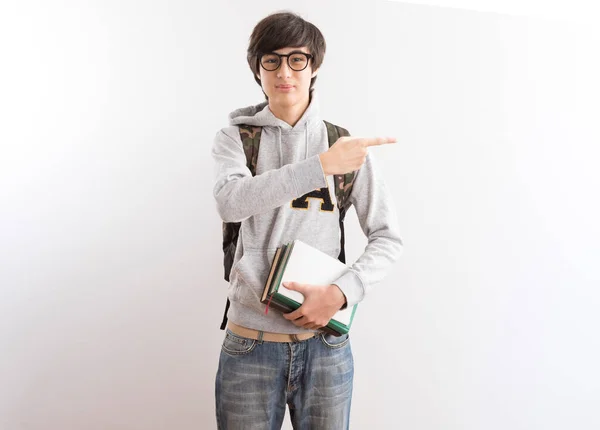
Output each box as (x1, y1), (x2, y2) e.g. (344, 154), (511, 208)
(259, 52), (313, 72)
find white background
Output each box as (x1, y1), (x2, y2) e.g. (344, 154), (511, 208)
(1, 1), (599, 429)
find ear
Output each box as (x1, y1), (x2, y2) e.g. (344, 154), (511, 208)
(311, 68), (319, 78)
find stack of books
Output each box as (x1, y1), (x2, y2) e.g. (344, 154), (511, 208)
(261, 239), (358, 336)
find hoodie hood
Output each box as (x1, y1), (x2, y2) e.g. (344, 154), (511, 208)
(228, 90), (321, 132)
(227, 90), (322, 164)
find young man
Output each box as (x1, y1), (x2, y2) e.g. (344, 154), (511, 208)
(211, 11), (403, 430)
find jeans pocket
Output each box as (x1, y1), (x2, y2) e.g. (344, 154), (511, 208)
(221, 330), (257, 356)
(319, 332), (350, 349)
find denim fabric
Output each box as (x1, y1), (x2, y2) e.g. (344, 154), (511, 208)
(215, 329), (354, 430)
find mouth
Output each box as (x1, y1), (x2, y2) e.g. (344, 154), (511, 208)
(276, 85), (294, 89)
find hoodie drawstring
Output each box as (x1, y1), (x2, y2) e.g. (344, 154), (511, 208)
(305, 123), (309, 159)
(277, 127), (283, 167)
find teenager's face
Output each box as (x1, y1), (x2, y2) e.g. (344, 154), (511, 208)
(256, 46), (318, 107)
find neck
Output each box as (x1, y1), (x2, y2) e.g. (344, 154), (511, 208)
(268, 93), (311, 127)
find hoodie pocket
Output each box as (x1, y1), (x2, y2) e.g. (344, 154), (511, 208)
(230, 248), (276, 311)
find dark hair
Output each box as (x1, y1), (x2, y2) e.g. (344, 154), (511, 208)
(247, 11), (326, 97)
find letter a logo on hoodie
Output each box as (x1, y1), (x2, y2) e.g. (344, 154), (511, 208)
(291, 187), (334, 212)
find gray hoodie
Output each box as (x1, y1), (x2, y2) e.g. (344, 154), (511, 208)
(211, 90), (403, 334)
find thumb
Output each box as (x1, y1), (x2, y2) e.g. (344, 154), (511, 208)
(283, 281), (303, 291)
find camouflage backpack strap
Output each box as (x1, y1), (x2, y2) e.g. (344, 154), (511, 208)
(323, 120), (357, 265)
(323, 120), (357, 212)
(220, 124), (262, 330)
(238, 124), (262, 175)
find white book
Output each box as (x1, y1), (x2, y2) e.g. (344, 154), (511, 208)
(270, 239), (357, 329)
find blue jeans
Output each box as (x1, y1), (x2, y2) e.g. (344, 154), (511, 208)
(215, 329), (354, 430)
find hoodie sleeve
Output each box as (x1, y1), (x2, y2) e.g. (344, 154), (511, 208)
(212, 127), (328, 223)
(331, 151), (404, 307)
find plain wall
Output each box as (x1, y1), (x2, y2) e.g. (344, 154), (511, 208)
(1, 0), (598, 429)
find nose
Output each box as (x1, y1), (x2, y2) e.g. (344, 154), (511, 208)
(276, 58), (292, 78)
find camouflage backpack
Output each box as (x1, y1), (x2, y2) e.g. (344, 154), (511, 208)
(220, 120), (357, 329)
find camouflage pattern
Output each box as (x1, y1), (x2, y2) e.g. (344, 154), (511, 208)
(324, 120), (357, 213)
(222, 221), (241, 282)
(239, 125), (262, 176)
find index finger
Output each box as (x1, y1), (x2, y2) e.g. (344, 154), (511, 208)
(361, 137), (397, 147)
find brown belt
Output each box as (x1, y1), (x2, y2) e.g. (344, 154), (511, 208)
(227, 321), (317, 343)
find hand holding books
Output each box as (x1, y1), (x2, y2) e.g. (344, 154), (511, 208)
(281, 281), (347, 331)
